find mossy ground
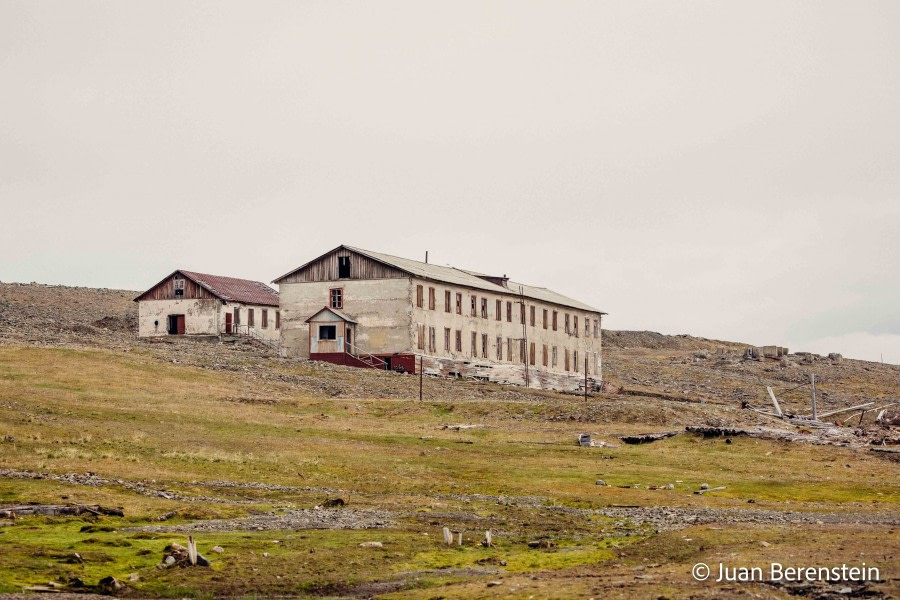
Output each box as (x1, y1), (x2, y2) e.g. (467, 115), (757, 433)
(0, 346), (898, 598)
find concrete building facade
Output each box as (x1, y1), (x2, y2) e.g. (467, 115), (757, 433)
(135, 270), (280, 342)
(274, 246), (605, 392)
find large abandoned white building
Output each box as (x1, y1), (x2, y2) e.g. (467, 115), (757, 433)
(274, 245), (605, 391)
(135, 270), (280, 342)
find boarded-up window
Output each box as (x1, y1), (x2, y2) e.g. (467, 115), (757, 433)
(481, 334), (488, 358)
(530, 306), (535, 327)
(564, 313), (570, 334)
(552, 346), (558, 367)
(417, 324), (425, 349)
(506, 301), (512, 322)
(455, 330), (462, 352)
(481, 298), (488, 319)
(330, 288), (343, 309)
(248, 308), (255, 327)
(234, 308), (240, 326)
(543, 309), (548, 329)
(429, 327), (436, 352)
(593, 319), (599, 338)
(496, 336), (502, 360)
(456, 293), (462, 315)
(445, 290), (451, 312)
(275, 311), (280, 329)
(471, 295), (477, 317)
(542, 344), (548, 366)
(520, 303), (525, 325)
(574, 350), (579, 372)
(529, 342), (535, 365)
(552, 310), (558, 331)
(471, 331), (477, 356)
(416, 285), (424, 308)
(495, 299), (501, 320)
(574, 316), (579, 338)
(261, 309), (268, 328)
(520, 339), (526, 363)
(507, 337), (512, 361)
(428, 287), (435, 310)
(564, 348), (570, 371)
(444, 328), (451, 351)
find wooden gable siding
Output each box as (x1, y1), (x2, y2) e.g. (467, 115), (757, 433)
(140, 275), (217, 301)
(279, 248), (406, 283)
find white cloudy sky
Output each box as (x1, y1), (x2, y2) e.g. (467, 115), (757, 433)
(1, 1), (897, 362)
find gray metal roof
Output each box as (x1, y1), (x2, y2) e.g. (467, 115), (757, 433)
(345, 246), (604, 314)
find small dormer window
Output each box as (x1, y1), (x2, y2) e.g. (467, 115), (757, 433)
(174, 278), (185, 297)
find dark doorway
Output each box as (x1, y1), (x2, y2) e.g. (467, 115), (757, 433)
(167, 315), (186, 335)
(338, 256), (351, 278)
(225, 312), (232, 334)
(346, 328), (352, 352)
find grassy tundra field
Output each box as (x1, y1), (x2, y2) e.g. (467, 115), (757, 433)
(0, 283), (898, 598)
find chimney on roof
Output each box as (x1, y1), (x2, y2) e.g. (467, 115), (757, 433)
(425, 251), (428, 264)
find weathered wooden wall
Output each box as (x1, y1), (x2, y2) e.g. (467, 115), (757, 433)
(279, 248), (406, 283)
(137, 275), (216, 301)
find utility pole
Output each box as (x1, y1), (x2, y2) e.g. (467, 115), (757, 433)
(584, 356), (588, 401)
(519, 286), (529, 388)
(419, 355), (423, 401)
(811, 373), (817, 420)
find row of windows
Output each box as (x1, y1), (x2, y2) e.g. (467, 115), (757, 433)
(416, 325), (597, 374)
(415, 284), (599, 338)
(233, 307), (280, 329)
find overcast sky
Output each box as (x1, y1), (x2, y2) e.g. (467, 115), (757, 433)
(1, 1), (897, 362)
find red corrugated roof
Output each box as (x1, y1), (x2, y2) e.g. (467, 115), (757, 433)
(179, 270), (279, 306)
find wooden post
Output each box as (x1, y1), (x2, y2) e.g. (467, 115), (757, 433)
(584, 356), (588, 401)
(810, 373), (817, 420)
(766, 386), (783, 417)
(419, 355), (423, 401)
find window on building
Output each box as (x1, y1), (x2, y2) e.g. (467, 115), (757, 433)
(520, 339), (526, 363)
(496, 299), (502, 320)
(481, 333), (488, 358)
(416, 285), (424, 308)
(542, 344), (548, 366)
(585, 316), (590, 337)
(506, 337), (512, 361)
(445, 290), (451, 312)
(520, 303), (525, 324)
(330, 288), (343, 309)
(234, 308), (240, 326)
(496, 336), (502, 360)
(275, 311), (280, 329)
(506, 301), (512, 322)
(529, 342), (535, 365)
(429, 326), (436, 352)
(552, 310), (558, 331)
(574, 316), (579, 338)
(455, 293), (462, 315)
(428, 287), (435, 310)
(319, 324), (336, 340)
(444, 328), (451, 351)
(455, 329), (462, 352)
(417, 324), (425, 349)
(261, 309), (268, 328)
(543, 309), (548, 329)
(338, 256), (351, 278)
(593, 319), (599, 338)
(248, 308), (255, 327)
(564, 348), (570, 371)
(574, 350), (579, 372)
(552, 346), (558, 367)
(585, 352), (590, 375)
(481, 297), (488, 319)
(174, 277), (185, 297)
(471, 331), (477, 356)
(470, 295), (477, 317)
(565, 313), (570, 334)
(530, 305), (535, 327)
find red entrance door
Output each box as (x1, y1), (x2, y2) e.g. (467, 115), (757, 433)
(176, 315), (186, 335)
(225, 312), (232, 334)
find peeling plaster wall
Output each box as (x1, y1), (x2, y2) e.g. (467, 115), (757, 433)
(421, 355), (598, 393)
(278, 278), (413, 359)
(138, 299), (281, 341)
(409, 277), (603, 382)
(138, 298), (220, 336)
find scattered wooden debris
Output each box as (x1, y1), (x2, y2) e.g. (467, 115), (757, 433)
(161, 539), (210, 568)
(0, 504), (123, 518)
(694, 486), (726, 495)
(441, 424), (483, 431)
(442, 526), (453, 546)
(620, 431), (680, 445)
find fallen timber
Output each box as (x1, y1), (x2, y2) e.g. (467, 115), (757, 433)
(0, 503), (124, 518)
